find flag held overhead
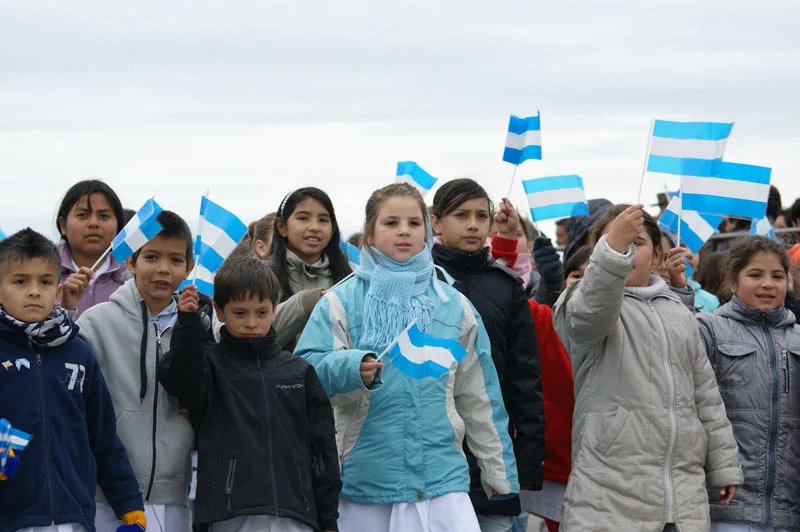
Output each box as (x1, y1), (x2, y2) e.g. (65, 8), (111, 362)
(503, 113), (542, 165)
(658, 192), (723, 254)
(396, 161), (438, 196)
(523, 175), (588, 222)
(109, 198), (164, 263)
(646, 119), (734, 178)
(681, 162), (771, 219)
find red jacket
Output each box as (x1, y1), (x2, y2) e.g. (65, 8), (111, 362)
(490, 235), (574, 484)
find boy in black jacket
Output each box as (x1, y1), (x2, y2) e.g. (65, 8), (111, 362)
(158, 256), (340, 532)
(0, 229), (146, 532)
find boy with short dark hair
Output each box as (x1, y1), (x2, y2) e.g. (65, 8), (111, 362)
(76, 211), (212, 532)
(0, 228), (145, 532)
(159, 256), (340, 532)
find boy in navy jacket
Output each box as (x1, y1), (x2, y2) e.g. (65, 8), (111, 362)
(0, 229), (145, 532)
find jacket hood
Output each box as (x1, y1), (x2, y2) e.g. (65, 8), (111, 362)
(219, 326), (283, 360)
(717, 295), (797, 328)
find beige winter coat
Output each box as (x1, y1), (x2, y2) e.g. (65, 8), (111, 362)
(553, 236), (743, 532)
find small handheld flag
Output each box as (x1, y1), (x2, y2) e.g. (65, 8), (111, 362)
(183, 195), (248, 296)
(376, 320), (468, 379)
(658, 192), (723, 253)
(681, 162), (771, 219)
(339, 238), (361, 270)
(103, 198), (164, 267)
(523, 175), (589, 222)
(503, 113), (542, 165)
(750, 217), (777, 240)
(0, 228), (6, 241)
(646, 119), (734, 178)
(396, 162), (437, 197)
(1, 418), (32, 477)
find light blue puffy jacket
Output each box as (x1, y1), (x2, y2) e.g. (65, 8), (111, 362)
(295, 275), (519, 505)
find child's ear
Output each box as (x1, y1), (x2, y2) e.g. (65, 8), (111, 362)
(276, 220), (289, 238)
(431, 215), (441, 236)
(125, 257), (136, 275)
(184, 258), (195, 279)
(57, 217), (67, 237)
(213, 302), (225, 323)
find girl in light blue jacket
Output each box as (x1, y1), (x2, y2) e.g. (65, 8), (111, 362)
(295, 183), (519, 532)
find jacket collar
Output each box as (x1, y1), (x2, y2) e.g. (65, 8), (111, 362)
(219, 326), (283, 360)
(432, 244), (492, 275)
(718, 295), (797, 328)
(623, 274), (675, 302)
(286, 249), (331, 278)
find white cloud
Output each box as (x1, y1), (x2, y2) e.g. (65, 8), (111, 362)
(1, 0), (798, 240)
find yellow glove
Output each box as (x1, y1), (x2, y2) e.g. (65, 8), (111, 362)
(0, 449), (18, 481)
(118, 510), (147, 531)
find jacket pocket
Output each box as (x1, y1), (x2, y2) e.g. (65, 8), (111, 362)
(225, 457), (237, 511)
(595, 407), (630, 455)
(786, 347), (800, 414)
(716, 343), (757, 390)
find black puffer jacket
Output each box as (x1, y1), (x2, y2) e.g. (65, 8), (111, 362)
(159, 312), (340, 532)
(433, 244), (544, 516)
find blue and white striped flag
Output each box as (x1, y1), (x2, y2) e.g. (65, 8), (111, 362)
(0, 229), (6, 241)
(1, 418), (32, 476)
(110, 198), (164, 263)
(183, 196), (248, 296)
(750, 217), (777, 240)
(503, 113), (542, 165)
(523, 175), (589, 222)
(682, 162), (771, 219)
(396, 162), (437, 197)
(339, 239), (361, 270)
(384, 322), (467, 379)
(646, 119), (734, 177)
(658, 192), (723, 253)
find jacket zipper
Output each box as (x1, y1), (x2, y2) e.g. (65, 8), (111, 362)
(35, 352), (57, 523)
(648, 302), (677, 523)
(225, 457), (237, 511)
(298, 463), (310, 510)
(257, 354), (280, 515)
(763, 326), (779, 525)
(144, 330), (161, 502)
(782, 350), (789, 394)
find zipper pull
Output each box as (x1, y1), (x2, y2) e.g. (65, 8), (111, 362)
(36, 354), (43, 366)
(783, 350), (789, 394)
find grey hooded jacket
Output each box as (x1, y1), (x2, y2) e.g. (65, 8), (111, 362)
(698, 297), (800, 529)
(553, 236), (743, 532)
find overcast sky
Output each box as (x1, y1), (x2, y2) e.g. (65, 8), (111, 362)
(1, 1), (798, 241)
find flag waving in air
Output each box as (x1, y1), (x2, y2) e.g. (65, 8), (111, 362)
(183, 195), (248, 296)
(646, 119), (734, 178)
(396, 162), (438, 197)
(503, 113), (542, 165)
(108, 198), (164, 264)
(681, 162), (771, 219)
(523, 175), (588, 222)
(658, 192), (723, 253)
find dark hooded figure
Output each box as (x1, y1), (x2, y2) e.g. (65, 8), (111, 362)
(562, 199), (613, 262)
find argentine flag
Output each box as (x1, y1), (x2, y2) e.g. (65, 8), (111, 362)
(396, 161), (437, 197)
(658, 192), (723, 254)
(0, 228), (6, 241)
(750, 217), (777, 240)
(339, 238), (361, 270)
(646, 119), (734, 178)
(1, 418), (32, 475)
(503, 113), (542, 165)
(386, 322), (468, 379)
(523, 175), (589, 222)
(110, 198), (164, 263)
(682, 162), (771, 220)
(183, 196), (248, 296)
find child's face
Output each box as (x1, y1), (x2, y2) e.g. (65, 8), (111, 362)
(565, 261), (589, 287)
(368, 196), (427, 262)
(215, 296), (276, 338)
(733, 251), (787, 312)
(432, 197), (491, 253)
(59, 193), (118, 261)
(278, 197), (333, 265)
(127, 235), (192, 313)
(0, 258), (60, 323)
(601, 224), (660, 287)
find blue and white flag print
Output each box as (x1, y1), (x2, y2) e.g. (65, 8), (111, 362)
(523, 175), (589, 222)
(750, 217), (777, 240)
(0, 228), (6, 241)
(339, 238), (361, 270)
(388, 323), (468, 379)
(682, 162), (771, 219)
(183, 196), (248, 296)
(646, 119), (734, 177)
(396, 161), (437, 196)
(658, 192), (723, 253)
(1, 418), (32, 475)
(503, 113), (542, 165)
(110, 198), (164, 263)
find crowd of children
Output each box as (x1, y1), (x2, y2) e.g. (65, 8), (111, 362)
(1, 177), (800, 532)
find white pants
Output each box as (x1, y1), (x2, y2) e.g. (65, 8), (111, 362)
(16, 526), (87, 532)
(210, 515), (313, 532)
(95, 501), (191, 532)
(711, 523), (793, 532)
(338, 492), (480, 532)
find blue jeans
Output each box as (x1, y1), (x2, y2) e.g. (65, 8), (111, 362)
(477, 513), (529, 532)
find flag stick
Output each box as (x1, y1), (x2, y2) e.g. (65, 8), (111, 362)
(90, 246), (113, 272)
(375, 318), (419, 363)
(677, 175), (684, 245)
(192, 189), (210, 285)
(505, 166), (519, 202)
(636, 117), (655, 205)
